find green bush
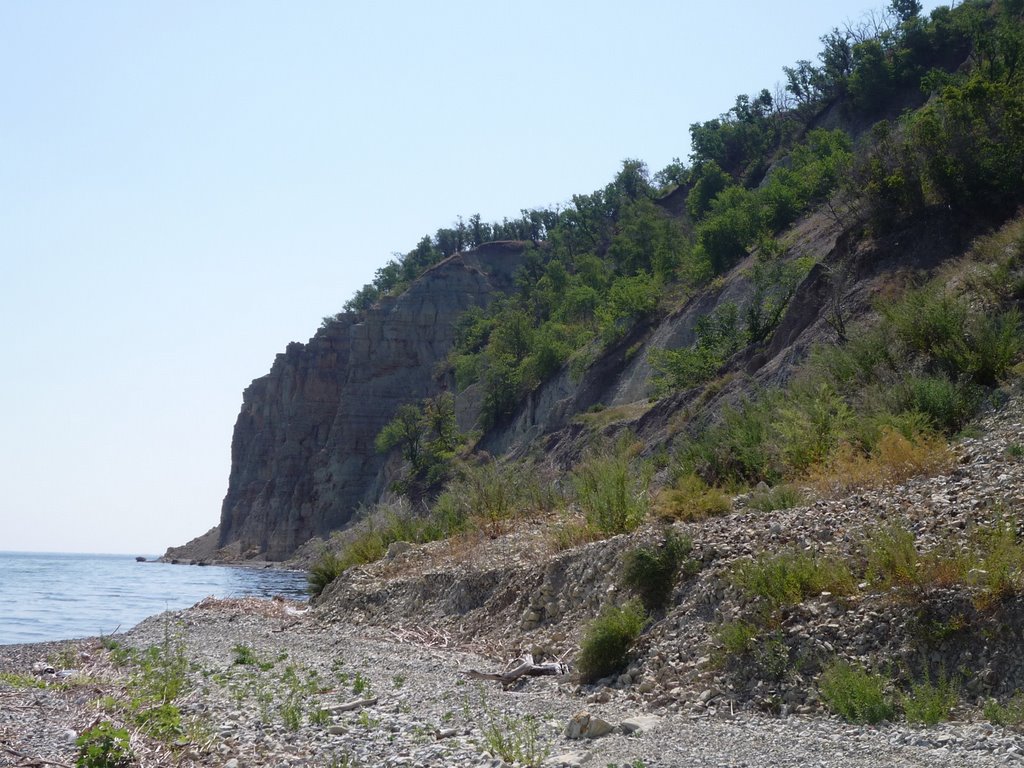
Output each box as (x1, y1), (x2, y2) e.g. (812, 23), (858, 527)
(684, 398), (782, 487)
(895, 375), (979, 434)
(713, 622), (790, 681)
(75, 721), (133, 768)
(819, 661), (894, 724)
(622, 531), (697, 613)
(572, 449), (650, 535)
(716, 620), (758, 658)
(576, 600), (647, 683)
(903, 673), (959, 725)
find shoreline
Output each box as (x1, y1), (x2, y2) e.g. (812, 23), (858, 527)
(2, 597), (1017, 768)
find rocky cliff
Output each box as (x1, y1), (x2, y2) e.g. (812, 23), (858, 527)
(168, 242), (527, 562)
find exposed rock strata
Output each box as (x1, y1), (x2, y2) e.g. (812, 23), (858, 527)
(183, 242), (527, 561)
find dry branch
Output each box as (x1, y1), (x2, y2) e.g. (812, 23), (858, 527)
(465, 653), (568, 684)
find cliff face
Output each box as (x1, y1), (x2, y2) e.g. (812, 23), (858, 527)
(210, 242), (527, 560)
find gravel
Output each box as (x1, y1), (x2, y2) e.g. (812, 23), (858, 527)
(2, 598), (1022, 767)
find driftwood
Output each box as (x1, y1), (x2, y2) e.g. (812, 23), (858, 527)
(2, 746), (72, 768)
(465, 654), (568, 684)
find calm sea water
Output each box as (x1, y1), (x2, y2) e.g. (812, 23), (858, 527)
(0, 552), (309, 646)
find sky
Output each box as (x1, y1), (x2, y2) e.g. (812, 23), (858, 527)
(0, 1), (944, 555)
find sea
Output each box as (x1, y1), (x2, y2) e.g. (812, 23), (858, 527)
(0, 551), (309, 646)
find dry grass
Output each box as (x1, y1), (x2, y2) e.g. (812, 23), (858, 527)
(548, 515), (604, 553)
(806, 428), (954, 497)
(573, 401), (653, 431)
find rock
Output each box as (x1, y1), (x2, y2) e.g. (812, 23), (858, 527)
(327, 725), (347, 736)
(180, 243), (528, 561)
(564, 711), (614, 739)
(386, 541), (413, 559)
(544, 753), (585, 767)
(620, 715), (660, 734)
(224, 760), (239, 768)
(327, 697), (378, 713)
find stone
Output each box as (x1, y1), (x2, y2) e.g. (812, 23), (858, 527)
(386, 541), (412, 559)
(544, 753), (585, 767)
(564, 711), (614, 740)
(620, 715), (660, 734)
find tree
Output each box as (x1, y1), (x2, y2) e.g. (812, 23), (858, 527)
(375, 394), (462, 497)
(890, 0), (922, 24)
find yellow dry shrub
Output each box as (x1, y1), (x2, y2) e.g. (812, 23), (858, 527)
(808, 428), (954, 496)
(653, 472), (732, 521)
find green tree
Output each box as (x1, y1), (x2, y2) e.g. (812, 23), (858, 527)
(375, 394), (462, 496)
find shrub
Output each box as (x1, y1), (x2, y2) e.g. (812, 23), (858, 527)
(548, 519), (603, 552)
(903, 673), (959, 725)
(622, 531), (698, 613)
(450, 461), (530, 534)
(572, 450), (649, 535)
(972, 517), (1024, 603)
(713, 622), (790, 682)
(75, 721), (133, 768)
(576, 600), (647, 683)
(715, 620), (758, 658)
(819, 661), (894, 724)
(895, 375), (980, 434)
(808, 427), (953, 496)
(684, 398), (782, 486)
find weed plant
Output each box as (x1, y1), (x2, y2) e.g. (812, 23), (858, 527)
(0, 672), (47, 689)
(572, 446), (650, 535)
(747, 484), (805, 512)
(575, 600), (647, 683)
(903, 673), (959, 725)
(819, 660), (894, 724)
(74, 721), (133, 768)
(863, 518), (1024, 604)
(734, 550), (855, 608)
(984, 693), (1024, 727)
(478, 706), (549, 768)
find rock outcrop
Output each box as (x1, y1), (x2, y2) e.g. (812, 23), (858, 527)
(195, 242), (527, 561)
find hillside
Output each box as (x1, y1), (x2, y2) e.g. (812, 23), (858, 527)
(167, 0), (1024, 567)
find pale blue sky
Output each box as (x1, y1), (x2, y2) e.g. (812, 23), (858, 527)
(0, 1), (941, 554)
